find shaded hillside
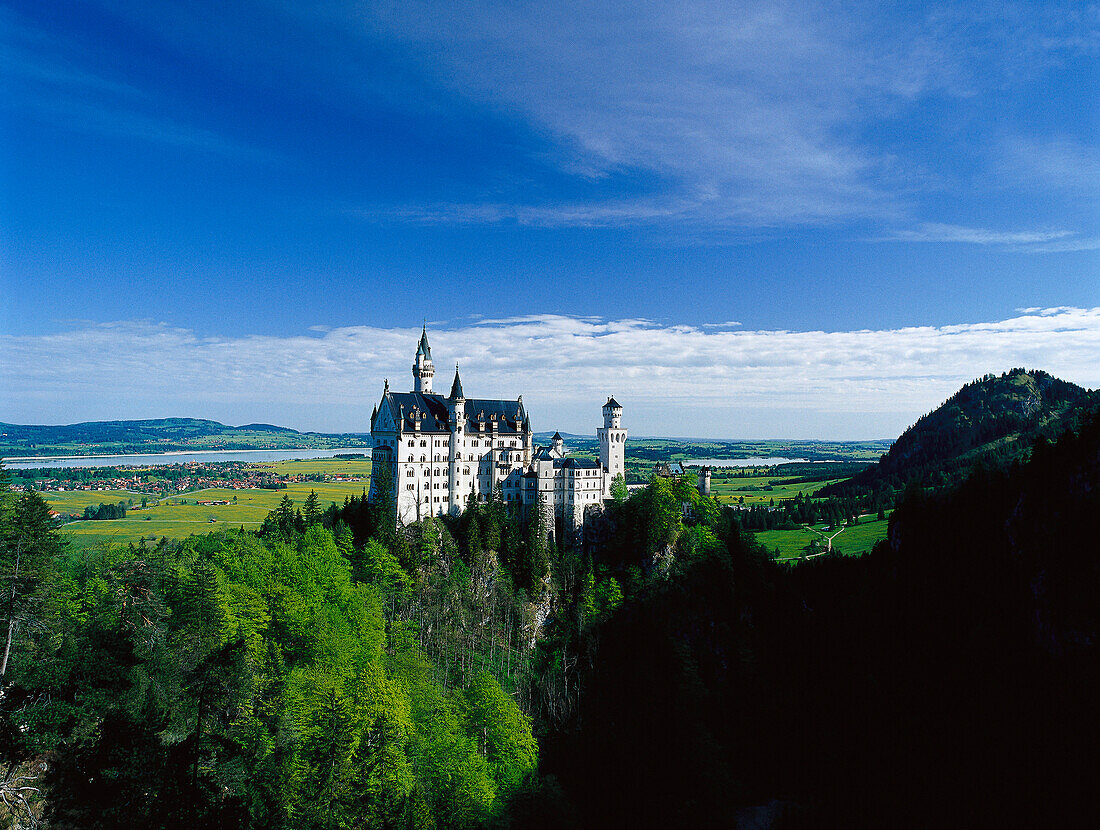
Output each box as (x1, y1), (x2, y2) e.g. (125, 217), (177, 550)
(0, 417), (371, 457)
(818, 368), (1098, 500)
(543, 411), (1100, 829)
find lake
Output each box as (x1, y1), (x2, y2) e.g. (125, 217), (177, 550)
(2, 447), (372, 470)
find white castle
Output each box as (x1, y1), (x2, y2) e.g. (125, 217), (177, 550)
(368, 328), (626, 528)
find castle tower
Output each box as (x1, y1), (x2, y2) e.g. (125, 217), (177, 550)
(598, 397), (626, 493)
(551, 431), (564, 457)
(412, 325), (434, 394)
(697, 466), (712, 497)
(447, 365), (465, 513)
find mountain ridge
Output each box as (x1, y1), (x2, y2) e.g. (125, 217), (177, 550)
(0, 417), (371, 458)
(818, 367), (1099, 499)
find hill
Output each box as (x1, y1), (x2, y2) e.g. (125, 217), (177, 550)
(0, 417), (371, 458)
(818, 368), (1099, 500)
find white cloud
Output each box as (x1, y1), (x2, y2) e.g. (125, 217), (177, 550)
(2, 309), (1097, 440)
(880, 223), (1083, 249)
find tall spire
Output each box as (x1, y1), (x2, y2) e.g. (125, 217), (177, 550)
(449, 364), (464, 400)
(416, 323), (432, 360)
(412, 324), (435, 393)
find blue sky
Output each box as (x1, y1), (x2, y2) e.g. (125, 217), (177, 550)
(1, 1), (1097, 438)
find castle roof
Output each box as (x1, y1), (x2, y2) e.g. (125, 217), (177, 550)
(381, 391), (527, 434)
(552, 431), (563, 440)
(605, 396), (621, 408)
(654, 461), (685, 477)
(554, 457), (602, 469)
(416, 326), (432, 360)
(449, 366), (464, 399)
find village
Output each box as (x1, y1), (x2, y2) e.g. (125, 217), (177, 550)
(9, 459), (368, 500)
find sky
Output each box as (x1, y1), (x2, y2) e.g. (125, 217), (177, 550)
(1, 0), (1097, 439)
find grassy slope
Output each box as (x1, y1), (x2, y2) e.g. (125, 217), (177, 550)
(709, 473), (846, 504)
(756, 515), (891, 559)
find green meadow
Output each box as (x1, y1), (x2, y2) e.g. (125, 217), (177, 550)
(44, 455), (878, 557)
(709, 473), (845, 504)
(42, 489), (160, 513)
(755, 515), (891, 560)
(51, 458), (373, 548)
(268, 457), (372, 477)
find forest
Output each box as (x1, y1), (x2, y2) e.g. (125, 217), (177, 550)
(1, 408), (1097, 828)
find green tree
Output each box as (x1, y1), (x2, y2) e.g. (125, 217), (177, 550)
(358, 539), (412, 598)
(1, 488), (63, 676)
(462, 670), (538, 796)
(610, 473), (629, 503)
(304, 490), (322, 526)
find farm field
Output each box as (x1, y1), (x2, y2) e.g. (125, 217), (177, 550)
(709, 474), (845, 504)
(40, 489), (160, 514)
(268, 458), (372, 477)
(755, 515), (891, 560)
(624, 438), (890, 463)
(54, 473), (373, 548)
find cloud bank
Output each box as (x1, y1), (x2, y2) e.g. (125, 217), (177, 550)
(3, 309), (1097, 440)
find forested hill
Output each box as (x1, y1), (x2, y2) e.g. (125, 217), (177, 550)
(0, 418), (371, 457)
(818, 368), (1098, 500)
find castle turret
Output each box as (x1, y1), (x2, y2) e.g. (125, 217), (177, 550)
(697, 466), (712, 497)
(412, 325), (434, 393)
(602, 397), (623, 429)
(448, 365), (465, 512)
(598, 397), (626, 493)
(551, 431), (564, 457)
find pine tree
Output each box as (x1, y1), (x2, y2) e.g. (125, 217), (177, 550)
(303, 490), (321, 526)
(1, 488), (64, 676)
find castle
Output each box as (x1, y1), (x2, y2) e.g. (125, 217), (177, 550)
(368, 328), (627, 529)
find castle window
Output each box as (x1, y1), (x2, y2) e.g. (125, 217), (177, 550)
(420, 440), (427, 447)
(406, 469), (414, 477)
(421, 455), (426, 462)
(406, 484), (414, 490)
(408, 441), (414, 447)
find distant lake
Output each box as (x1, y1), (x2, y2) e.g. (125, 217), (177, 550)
(2, 448), (372, 470)
(680, 457), (819, 467)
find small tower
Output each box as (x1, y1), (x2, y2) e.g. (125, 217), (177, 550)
(697, 466), (712, 497)
(551, 431), (564, 457)
(412, 325), (435, 394)
(598, 397), (626, 492)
